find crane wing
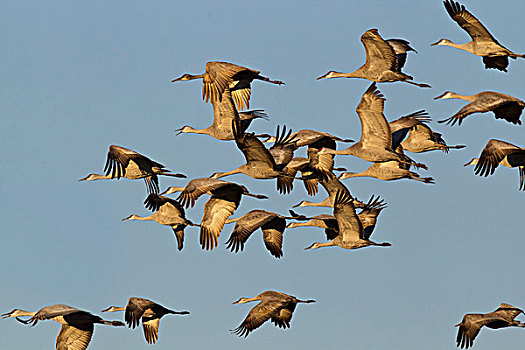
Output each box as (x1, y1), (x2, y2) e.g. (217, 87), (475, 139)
(233, 119), (276, 169)
(356, 83), (392, 150)
(142, 317), (160, 344)
(333, 190), (363, 241)
(261, 217), (286, 258)
(225, 210), (277, 253)
(56, 323), (93, 350)
(176, 178), (231, 208)
(361, 29), (398, 73)
(203, 61), (256, 104)
(200, 189), (242, 250)
(444, 0), (497, 42)
(474, 139), (522, 176)
(232, 299), (286, 337)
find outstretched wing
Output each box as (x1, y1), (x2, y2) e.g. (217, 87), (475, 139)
(356, 83), (392, 150)
(443, 0), (497, 42)
(474, 139), (522, 176)
(56, 323), (93, 350)
(232, 300), (286, 337)
(203, 61), (258, 104)
(177, 178), (231, 208)
(225, 210), (277, 253)
(333, 190), (364, 241)
(361, 29), (398, 73)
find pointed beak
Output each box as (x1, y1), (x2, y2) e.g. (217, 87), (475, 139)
(316, 73), (328, 80)
(175, 127), (184, 136)
(434, 92), (447, 100)
(430, 41), (440, 46)
(171, 76), (184, 83)
(1, 313), (11, 319)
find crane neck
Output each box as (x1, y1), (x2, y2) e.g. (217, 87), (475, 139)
(211, 167), (242, 179)
(79, 173), (113, 181)
(123, 214), (152, 221)
(305, 241), (335, 250)
(444, 92), (477, 102)
(439, 40), (475, 53)
(103, 306), (126, 312)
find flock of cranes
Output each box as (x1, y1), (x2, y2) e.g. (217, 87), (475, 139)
(4, 1), (525, 349)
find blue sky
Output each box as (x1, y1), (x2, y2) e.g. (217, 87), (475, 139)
(2, 1), (524, 349)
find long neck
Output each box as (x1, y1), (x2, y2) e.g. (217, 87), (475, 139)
(125, 214), (152, 221)
(306, 241), (336, 250)
(339, 171), (368, 179)
(288, 220), (325, 229)
(445, 92), (477, 102)
(327, 70), (364, 79)
(83, 173), (113, 181)
(162, 186), (184, 195)
(440, 40), (475, 54)
(212, 167), (243, 179)
(185, 73), (205, 80)
(225, 217), (239, 224)
(106, 307), (126, 312)
(10, 310), (36, 317)
(181, 126), (212, 135)
(296, 197), (332, 208)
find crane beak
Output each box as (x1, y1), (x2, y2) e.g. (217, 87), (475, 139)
(433, 92), (447, 100)
(171, 76), (184, 83)
(430, 41), (440, 46)
(316, 73), (329, 80)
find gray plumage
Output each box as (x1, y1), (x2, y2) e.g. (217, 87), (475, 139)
(102, 297), (189, 344)
(162, 177), (268, 250)
(432, 0), (525, 71)
(436, 91), (525, 126)
(231, 291), (315, 337)
(465, 139), (525, 191)
(122, 194), (198, 250)
(171, 61), (284, 110)
(79, 145), (186, 194)
(318, 29), (430, 87)
(2, 304), (124, 350)
(456, 303), (525, 349)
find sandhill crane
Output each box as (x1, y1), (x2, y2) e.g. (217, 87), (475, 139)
(210, 119), (290, 181)
(171, 61), (284, 110)
(224, 210), (306, 258)
(456, 303), (525, 349)
(288, 195), (386, 240)
(161, 177), (267, 250)
(231, 291), (315, 337)
(79, 145), (186, 194)
(338, 157), (435, 184)
(317, 29), (430, 88)
(305, 190), (391, 250)
(292, 174), (365, 209)
(122, 194), (198, 250)
(264, 129), (353, 181)
(435, 91), (525, 126)
(102, 297), (189, 344)
(464, 139), (525, 191)
(320, 83), (427, 170)
(399, 124), (466, 153)
(432, 0), (525, 72)
(175, 87), (268, 140)
(276, 157), (320, 195)
(2, 304), (124, 350)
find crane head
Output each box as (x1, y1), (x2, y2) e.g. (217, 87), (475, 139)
(430, 38), (452, 46)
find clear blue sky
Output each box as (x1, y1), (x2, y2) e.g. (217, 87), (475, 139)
(2, 1), (524, 349)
